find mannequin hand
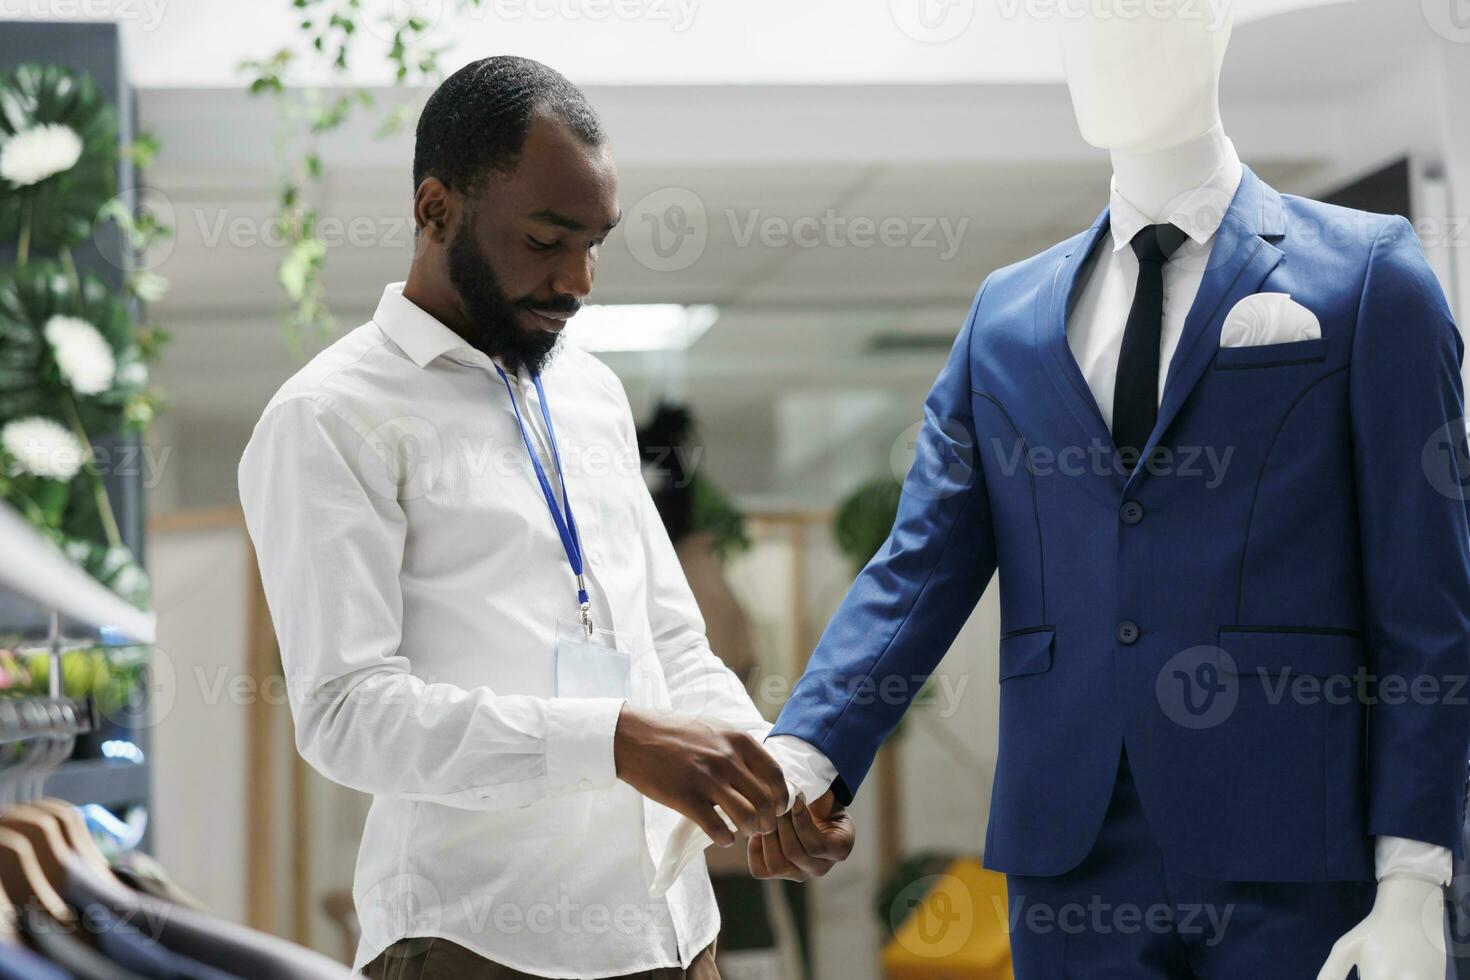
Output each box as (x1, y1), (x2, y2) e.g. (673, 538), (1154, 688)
(1316, 874), (1446, 980)
(747, 790), (855, 881)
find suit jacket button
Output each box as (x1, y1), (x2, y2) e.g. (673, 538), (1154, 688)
(1116, 621), (1140, 645)
(1120, 501), (1144, 525)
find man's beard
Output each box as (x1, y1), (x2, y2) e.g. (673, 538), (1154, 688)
(446, 215), (564, 376)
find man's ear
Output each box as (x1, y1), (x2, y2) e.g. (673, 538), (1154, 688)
(413, 176), (458, 245)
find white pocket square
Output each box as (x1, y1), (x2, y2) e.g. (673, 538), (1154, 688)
(1219, 293), (1321, 348)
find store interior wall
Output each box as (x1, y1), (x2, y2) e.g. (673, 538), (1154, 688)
(145, 521), (251, 923)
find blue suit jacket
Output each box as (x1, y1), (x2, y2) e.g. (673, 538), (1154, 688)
(771, 167), (1470, 883)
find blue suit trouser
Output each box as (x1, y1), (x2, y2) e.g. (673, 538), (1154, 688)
(1006, 750), (1375, 978)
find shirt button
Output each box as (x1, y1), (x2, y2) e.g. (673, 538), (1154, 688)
(589, 551), (603, 566)
(1120, 501), (1145, 526)
(577, 778), (591, 789)
(1116, 621), (1141, 645)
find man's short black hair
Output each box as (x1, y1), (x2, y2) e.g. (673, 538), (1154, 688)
(412, 55), (603, 196)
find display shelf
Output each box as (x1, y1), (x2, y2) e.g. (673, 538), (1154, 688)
(43, 757), (151, 810)
(0, 502), (155, 645)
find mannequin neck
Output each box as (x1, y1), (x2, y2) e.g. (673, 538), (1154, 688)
(1109, 121), (1235, 222)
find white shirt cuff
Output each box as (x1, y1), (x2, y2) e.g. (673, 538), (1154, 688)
(1375, 836), (1453, 885)
(545, 697), (626, 795)
(764, 734), (839, 811)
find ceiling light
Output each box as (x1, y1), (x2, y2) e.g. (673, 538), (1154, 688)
(564, 304), (719, 352)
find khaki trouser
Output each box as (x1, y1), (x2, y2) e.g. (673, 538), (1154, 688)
(363, 939), (720, 980)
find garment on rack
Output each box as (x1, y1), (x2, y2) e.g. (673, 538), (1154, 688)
(65, 881), (242, 980)
(2, 686), (352, 980)
(0, 942), (72, 980)
(23, 913), (154, 980)
(111, 852), (207, 912)
(62, 854), (358, 980)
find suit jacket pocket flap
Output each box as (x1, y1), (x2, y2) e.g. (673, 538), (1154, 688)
(999, 628), (1055, 681)
(1215, 627), (1362, 679)
(1214, 337), (1327, 370)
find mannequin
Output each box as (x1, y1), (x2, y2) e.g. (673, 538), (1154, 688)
(1057, 5), (1447, 979)
(761, 1), (1468, 976)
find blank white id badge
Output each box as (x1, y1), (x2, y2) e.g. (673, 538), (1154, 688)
(554, 617), (632, 699)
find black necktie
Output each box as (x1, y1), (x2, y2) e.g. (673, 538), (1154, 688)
(1112, 222), (1187, 470)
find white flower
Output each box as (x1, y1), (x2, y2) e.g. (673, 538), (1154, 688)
(44, 315), (116, 395)
(1, 417), (85, 481)
(117, 361), (149, 387)
(130, 271), (169, 303)
(0, 123), (83, 187)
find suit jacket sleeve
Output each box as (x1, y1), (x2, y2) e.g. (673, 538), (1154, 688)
(1350, 215), (1470, 852)
(768, 283), (999, 804)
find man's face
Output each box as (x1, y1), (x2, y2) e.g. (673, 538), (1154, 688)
(446, 114), (620, 374)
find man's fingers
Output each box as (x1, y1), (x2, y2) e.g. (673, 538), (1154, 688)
(760, 826), (800, 879)
(747, 836), (770, 878)
(683, 798), (735, 847)
(715, 762), (780, 834)
(734, 736), (790, 814)
(1315, 939), (1357, 980)
(775, 808), (820, 877)
(709, 780), (764, 838)
(792, 794), (855, 864)
(790, 796), (828, 855)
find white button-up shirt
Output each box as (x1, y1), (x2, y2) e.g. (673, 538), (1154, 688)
(239, 283), (773, 977)
(1067, 141), (1245, 426)
(769, 140), (1451, 885)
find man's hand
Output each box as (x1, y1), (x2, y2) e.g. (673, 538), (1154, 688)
(1316, 875), (1446, 980)
(747, 790), (855, 881)
(614, 705), (788, 846)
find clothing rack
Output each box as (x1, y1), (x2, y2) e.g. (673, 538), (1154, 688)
(0, 694), (95, 747)
(0, 497), (145, 741)
(0, 500), (153, 824)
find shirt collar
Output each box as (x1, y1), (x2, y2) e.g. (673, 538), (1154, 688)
(1107, 139), (1244, 253)
(372, 281), (503, 372)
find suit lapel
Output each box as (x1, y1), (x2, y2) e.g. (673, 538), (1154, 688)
(1129, 167), (1286, 488)
(1040, 212), (1120, 483)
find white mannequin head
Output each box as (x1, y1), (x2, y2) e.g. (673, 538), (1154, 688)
(1057, 0), (1234, 154)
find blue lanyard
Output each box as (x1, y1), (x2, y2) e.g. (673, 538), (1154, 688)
(495, 366), (593, 634)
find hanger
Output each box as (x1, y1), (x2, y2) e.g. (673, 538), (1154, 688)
(0, 699), (102, 929)
(0, 826), (72, 929)
(30, 799), (116, 879)
(0, 707), (77, 902)
(23, 698), (119, 880)
(0, 875), (18, 947)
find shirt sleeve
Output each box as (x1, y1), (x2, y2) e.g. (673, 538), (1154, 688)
(238, 393), (625, 811)
(763, 735), (839, 808)
(1374, 836), (1453, 885)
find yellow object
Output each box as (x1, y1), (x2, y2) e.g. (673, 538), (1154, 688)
(882, 857), (1014, 980)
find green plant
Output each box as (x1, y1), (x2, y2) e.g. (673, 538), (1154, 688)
(0, 64), (117, 260)
(874, 851), (960, 937)
(690, 471), (751, 562)
(0, 647), (30, 691)
(20, 644), (148, 718)
(241, 0), (492, 347)
(0, 63), (169, 609)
